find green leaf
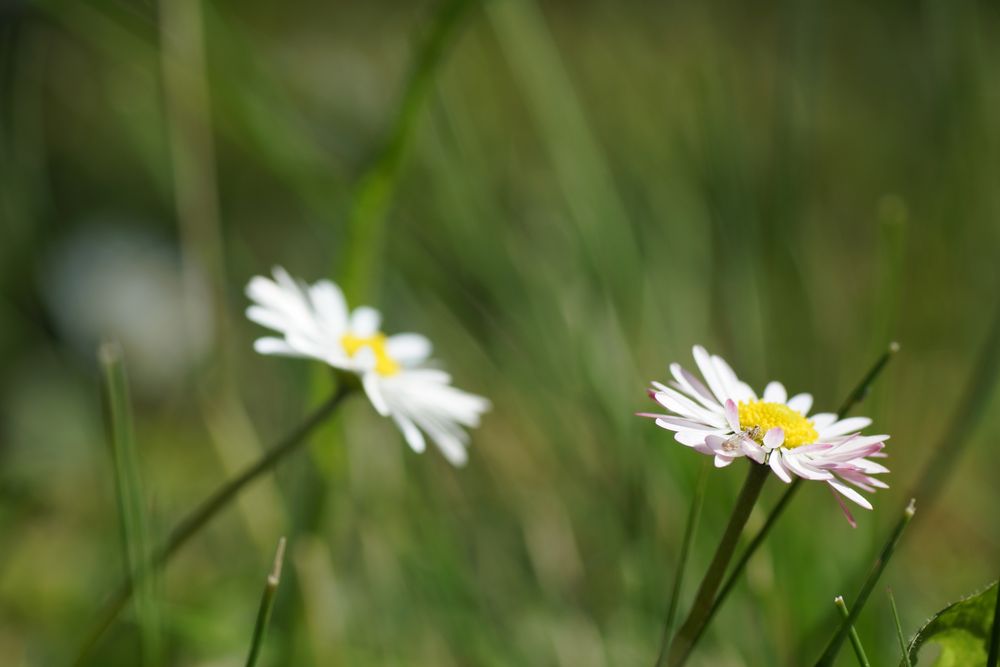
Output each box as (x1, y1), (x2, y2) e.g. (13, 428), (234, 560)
(903, 580), (997, 667)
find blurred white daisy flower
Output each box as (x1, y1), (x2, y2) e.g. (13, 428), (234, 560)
(246, 267), (490, 466)
(640, 345), (889, 525)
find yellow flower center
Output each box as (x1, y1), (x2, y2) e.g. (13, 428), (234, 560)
(341, 332), (400, 377)
(737, 400), (818, 448)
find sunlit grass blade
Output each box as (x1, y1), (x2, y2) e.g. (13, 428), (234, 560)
(74, 386), (352, 665)
(245, 537), (287, 667)
(888, 587), (911, 667)
(339, 0), (478, 302)
(834, 596), (870, 667)
(655, 461), (709, 667)
(98, 342), (161, 666)
(682, 342), (899, 657)
(814, 499), (916, 666)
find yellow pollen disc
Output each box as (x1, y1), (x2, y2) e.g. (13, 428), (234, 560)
(737, 400), (818, 448)
(341, 332), (400, 377)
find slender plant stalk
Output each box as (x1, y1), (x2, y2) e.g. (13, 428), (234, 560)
(988, 576), (1000, 667)
(655, 461), (709, 667)
(74, 386), (351, 665)
(814, 499), (916, 666)
(833, 596), (871, 667)
(245, 537), (287, 667)
(887, 587), (911, 667)
(666, 463), (770, 666)
(681, 342), (900, 657)
(98, 342), (161, 665)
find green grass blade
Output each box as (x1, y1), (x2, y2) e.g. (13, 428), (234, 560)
(98, 342), (161, 666)
(814, 499), (916, 666)
(655, 461), (709, 666)
(834, 596), (871, 667)
(888, 587), (911, 667)
(246, 537), (287, 667)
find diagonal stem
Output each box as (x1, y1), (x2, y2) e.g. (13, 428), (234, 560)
(666, 462), (770, 666)
(834, 595), (871, 667)
(679, 343), (899, 659)
(73, 387), (352, 665)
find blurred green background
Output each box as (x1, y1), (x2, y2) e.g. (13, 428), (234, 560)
(1, 0), (998, 665)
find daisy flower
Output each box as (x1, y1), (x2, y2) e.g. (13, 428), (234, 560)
(246, 267), (490, 466)
(641, 345), (889, 525)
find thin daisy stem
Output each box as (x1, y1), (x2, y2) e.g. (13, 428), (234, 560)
(814, 499), (916, 666)
(654, 461), (709, 667)
(73, 387), (352, 666)
(245, 537), (287, 667)
(681, 342), (900, 659)
(665, 462), (770, 667)
(833, 596), (871, 667)
(887, 587), (911, 667)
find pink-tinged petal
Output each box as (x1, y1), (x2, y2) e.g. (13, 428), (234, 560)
(653, 416), (724, 432)
(670, 363), (723, 411)
(762, 427), (785, 450)
(705, 435), (728, 453)
(769, 452), (793, 483)
(712, 355), (750, 401)
(636, 412), (667, 419)
(714, 454), (734, 468)
(724, 399), (741, 432)
(829, 479), (874, 510)
(740, 439), (766, 464)
(763, 381), (787, 404)
(654, 387), (728, 427)
(783, 454), (834, 480)
(818, 416), (873, 439)
(830, 485), (858, 528)
(810, 413), (838, 429)
(693, 345), (730, 404)
(789, 442), (834, 454)
(786, 392), (813, 415)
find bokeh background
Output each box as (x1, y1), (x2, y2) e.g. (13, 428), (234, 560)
(1, 0), (999, 665)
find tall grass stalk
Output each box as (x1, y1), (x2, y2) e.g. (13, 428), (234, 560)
(833, 596), (870, 667)
(245, 537), (287, 667)
(74, 386), (352, 664)
(98, 342), (161, 666)
(887, 587), (911, 667)
(814, 499), (916, 666)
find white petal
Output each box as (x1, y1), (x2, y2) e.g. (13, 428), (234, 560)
(392, 415), (426, 453)
(693, 345), (730, 404)
(786, 393), (813, 415)
(783, 454), (833, 480)
(740, 439), (766, 464)
(350, 306), (382, 336)
(362, 372), (390, 416)
(309, 280), (349, 332)
(714, 454), (734, 468)
(675, 431), (712, 448)
(386, 333), (432, 364)
(810, 413), (838, 429)
(769, 452), (793, 483)
(669, 363), (723, 412)
(819, 417), (873, 439)
(763, 381), (787, 404)
(253, 337), (306, 357)
(828, 479), (873, 510)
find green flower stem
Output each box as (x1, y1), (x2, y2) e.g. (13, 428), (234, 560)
(814, 499), (916, 666)
(888, 587), (911, 667)
(681, 342), (899, 658)
(666, 462), (770, 667)
(74, 387), (352, 665)
(655, 461), (709, 667)
(245, 537), (287, 667)
(834, 596), (871, 667)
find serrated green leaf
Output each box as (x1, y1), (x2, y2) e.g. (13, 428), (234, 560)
(903, 580), (997, 667)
